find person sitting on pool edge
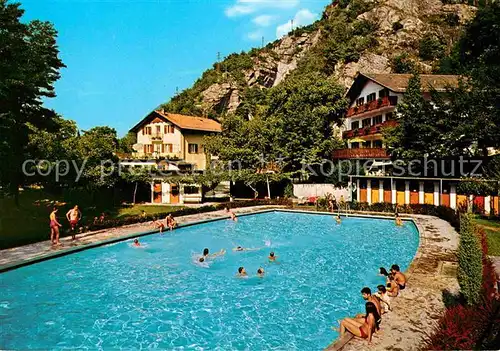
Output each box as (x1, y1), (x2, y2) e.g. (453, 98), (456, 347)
(152, 218), (165, 233)
(335, 301), (380, 344)
(166, 214), (177, 231)
(268, 251), (277, 262)
(386, 274), (400, 297)
(257, 267), (265, 277)
(375, 285), (391, 313)
(237, 266), (247, 277)
(390, 264), (406, 290)
(357, 287), (382, 319)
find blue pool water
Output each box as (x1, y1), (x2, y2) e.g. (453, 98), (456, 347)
(0, 211), (419, 350)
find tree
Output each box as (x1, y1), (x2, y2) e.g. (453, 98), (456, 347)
(120, 167), (151, 204)
(0, 0), (65, 204)
(266, 72), (347, 172)
(457, 213), (483, 305)
(118, 132), (137, 154)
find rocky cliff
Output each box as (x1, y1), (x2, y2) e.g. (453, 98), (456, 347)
(162, 0), (476, 118)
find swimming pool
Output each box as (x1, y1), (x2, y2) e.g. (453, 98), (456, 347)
(0, 211), (419, 350)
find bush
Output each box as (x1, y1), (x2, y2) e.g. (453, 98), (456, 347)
(419, 33), (446, 61)
(392, 21), (403, 32)
(457, 213), (483, 305)
(390, 53), (416, 73)
(86, 199), (293, 232)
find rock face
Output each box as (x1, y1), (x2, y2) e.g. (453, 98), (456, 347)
(196, 0), (476, 116)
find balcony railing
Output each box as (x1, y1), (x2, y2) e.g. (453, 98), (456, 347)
(343, 119), (398, 139)
(346, 96), (398, 117)
(332, 148), (390, 159)
(150, 133), (163, 141)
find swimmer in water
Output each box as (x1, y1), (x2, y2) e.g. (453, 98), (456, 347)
(237, 266), (247, 277)
(225, 207), (238, 221)
(232, 246), (260, 252)
(268, 251), (277, 262)
(257, 267), (265, 277)
(199, 257), (205, 263)
(202, 247), (226, 259)
(133, 239), (140, 247)
(336, 214), (341, 224)
(395, 212), (402, 226)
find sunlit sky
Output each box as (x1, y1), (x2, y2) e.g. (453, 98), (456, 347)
(21, 0), (331, 136)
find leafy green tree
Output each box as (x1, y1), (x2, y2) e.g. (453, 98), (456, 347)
(118, 132), (137, 154)
(0, 0), (65, 203)
(266, 73), (347, 172)
(120, 167), (151, 204)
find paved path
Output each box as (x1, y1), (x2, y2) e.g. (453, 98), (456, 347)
(328, 214), (459, 351)
(0, 206), (279, 271)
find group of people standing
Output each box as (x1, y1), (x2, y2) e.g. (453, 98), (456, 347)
(49, 205), (82, 246)
(336, 264), (407, 344)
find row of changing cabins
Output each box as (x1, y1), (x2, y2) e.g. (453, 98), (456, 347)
(350, 176), (500, 215)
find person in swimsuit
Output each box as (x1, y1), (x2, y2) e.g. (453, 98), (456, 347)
(375, 285), (391, 313)
(336, 214), (341, 224)
(133, 239), (141, 247)
(391, 264), (406, 289)
(225, 207), (237, 221)
(166, 214), (177, 230)
(358, 287), (382, 318)
(152, 218), (165, 233)
(379, 267), (389, 276)
(237, 266), (247, 277)
(336, 302), (380, 344)
(268, 251), (277, 262)
(257, 267), (265, 277)
(232, 246), (260, 252)
(386, 274), (400, 297)
(395, 212), (402, 226)
(202, 248), (226, 259)
(49, 207), (62, 245)
(66, 205), (81, 240)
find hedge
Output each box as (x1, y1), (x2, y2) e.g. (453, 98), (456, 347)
(85, 199), (292, 232)
(457, 213), (483, 306)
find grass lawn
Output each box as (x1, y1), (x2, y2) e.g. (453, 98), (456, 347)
(116, 205), (185, 218)
(0, 189), (185, 250)
(473, 217), (500, 256)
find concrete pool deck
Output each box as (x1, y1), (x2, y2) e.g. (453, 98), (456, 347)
(0, 207), (459, 351)
(0, 205), (282, 272)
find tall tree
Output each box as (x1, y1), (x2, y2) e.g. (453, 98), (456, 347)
(0, 0), (65, 203)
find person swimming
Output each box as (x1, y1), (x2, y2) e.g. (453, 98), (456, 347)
(336, 214), (341, 224)
(199, 257), (205, 263)
(257, 267), (265, 277)
(202, 247), (226, 259)
(232, 246), (260, 252)
(133, 239), (140, 247)
(268, 251), (277, 262)
(237, 266), (247, 277)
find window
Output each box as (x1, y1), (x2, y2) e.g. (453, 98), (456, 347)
(184, 186), (199, 194)
(144, 144), (153, 153)
(373, 140), (383, 148)
(385, 112), (394, 120)
(367, 93), (376, 102)
(165, 143), (173, 153)
(164, 125), (174, 133)
(351, 121), (360, 130)
(188, 143), (199, 154)
(378, 89), (388, 98)
(362, 118), (371, 128)
(351, 142), (360, 149)
(356, 97), (364, 106)
(156, 125), (161, 134)
(145, 126), (151, 135)
(372, 115), (382, 125)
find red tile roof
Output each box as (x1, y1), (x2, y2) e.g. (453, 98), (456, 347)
(131, 110), (221, 133)
(363, 73), (462, 92)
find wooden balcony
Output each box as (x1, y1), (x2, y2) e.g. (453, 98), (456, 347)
(343, 119), (398, 139)
(332, 148), (390, 159)
(346, 96), (398, 117)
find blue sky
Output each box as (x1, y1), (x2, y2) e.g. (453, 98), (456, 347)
(21, 0), (331, 136)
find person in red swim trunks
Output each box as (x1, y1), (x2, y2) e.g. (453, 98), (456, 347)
(49, 207), (62, 246)
(335, 302), (380, 344)
(66, 205), (81, 240)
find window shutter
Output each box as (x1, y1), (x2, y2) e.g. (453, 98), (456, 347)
(144, 145), (147, 153)
(161, 144), (165, 153)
